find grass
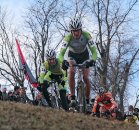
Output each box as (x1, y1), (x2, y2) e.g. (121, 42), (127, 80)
(0, 101), (138, 130)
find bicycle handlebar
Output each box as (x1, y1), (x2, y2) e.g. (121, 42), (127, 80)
(67, 60), (92, 69)
(65, 60), (93, 77)
(49, 80), (56, 84)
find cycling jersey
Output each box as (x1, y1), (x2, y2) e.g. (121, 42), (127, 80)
(58, 31), (97, 62)
(38, 58), (66, 85)
(43, 58), (63, 74)
(92, 92), (117, 113)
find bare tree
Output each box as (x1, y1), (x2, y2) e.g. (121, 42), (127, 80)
(22, 0), (139, 112)
(88, 0), (139, 112)
(134, 89), (139, 108)
(23, 0), (61, 80)
(0, 7), (24, 87)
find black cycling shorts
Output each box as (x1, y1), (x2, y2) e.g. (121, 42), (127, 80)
(68, 48), (89, 64)
(49, 73), (63, 84)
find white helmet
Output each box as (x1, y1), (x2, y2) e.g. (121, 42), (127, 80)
(69, 17), (82, 31)
(46, 49), (56, 59)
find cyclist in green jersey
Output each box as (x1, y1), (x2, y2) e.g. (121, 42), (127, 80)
(38, 49), (69, 111)
(58, 17), (97, 112)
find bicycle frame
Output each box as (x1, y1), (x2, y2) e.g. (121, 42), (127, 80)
(76, 66), (86, 113)
(48, 80), (61, 109)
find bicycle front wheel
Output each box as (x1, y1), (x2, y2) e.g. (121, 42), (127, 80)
(77, 81), (86, 113)
(51, 96), (61, 109)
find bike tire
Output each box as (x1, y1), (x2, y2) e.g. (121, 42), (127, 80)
(51, 96), (61, 109)
(77, 81), (86, 113)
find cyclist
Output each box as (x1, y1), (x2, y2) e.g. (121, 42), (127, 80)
(38, 49), (69, 111)
(92, 87), (117, 119)
(58, 17), (97, 112)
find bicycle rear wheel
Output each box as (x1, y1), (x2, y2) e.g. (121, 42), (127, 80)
(77, 81), (86, 113)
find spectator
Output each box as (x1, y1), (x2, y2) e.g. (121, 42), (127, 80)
(8, 91), (15, 101)
(33, 92), (48, 107)
(124, 105), (134, 119)
(0, 85), (2, 100)
(124, 111), (139, 125)
(13, 86), (21, 102)
(2, 87), (8, 101)
(19, 87), (32, 104)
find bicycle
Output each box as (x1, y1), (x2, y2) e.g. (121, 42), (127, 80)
(68, 60), (92, 113)
(48, 80), (62, 109)
(100, 108), (118, 120)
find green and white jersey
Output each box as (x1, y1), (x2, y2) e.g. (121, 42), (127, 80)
(65, 33), (89, 53)
(58, 31), (97, 62)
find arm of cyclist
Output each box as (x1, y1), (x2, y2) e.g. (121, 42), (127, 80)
(58, 35), (71, 63)
(58, 36), (70, 70)
(37, 62), (48, 92)
(106, 92), (117, 112)
(109, 99), (117, 112)
(92, 96), (99, 114)
(38, 62), (48, 84)
(56, 58), (68, 84)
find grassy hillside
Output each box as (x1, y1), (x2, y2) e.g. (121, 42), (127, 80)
(0, 101), (138, 130)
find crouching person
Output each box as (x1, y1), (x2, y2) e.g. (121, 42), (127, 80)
(92, 87), (117, 120)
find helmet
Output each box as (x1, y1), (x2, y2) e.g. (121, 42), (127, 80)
(96, 87), (105, 95)
(69, 17), (82, 31)
(46, 49), (56, 59)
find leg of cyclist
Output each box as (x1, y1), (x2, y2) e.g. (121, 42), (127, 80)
(68, 60), (76, 107)
(83, 68), (91, 112)
(110, 109), (117, 120)
(59, 89), (69, 111)
(67, 50), (90, 110)
(42, 80), (52, 107)
(58, 74), (69, 111)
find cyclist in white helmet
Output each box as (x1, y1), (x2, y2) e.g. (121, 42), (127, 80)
(38, 49), (69, 111)
(58, 17), (97, 112)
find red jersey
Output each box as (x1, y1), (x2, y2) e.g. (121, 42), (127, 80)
(92, 92), (117, 113)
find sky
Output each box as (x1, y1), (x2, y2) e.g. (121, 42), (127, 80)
(0, 0), (33, 28)
(0, 0), (32, 89)
(0, 0), (139, 106)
